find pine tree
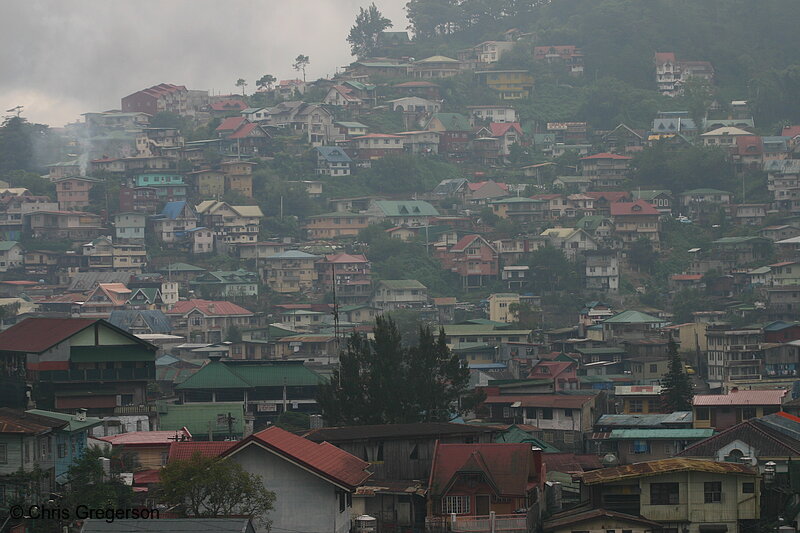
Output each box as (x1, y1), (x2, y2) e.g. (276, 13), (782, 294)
(317, 317), (481, 425)
(660, 338), (694, 412)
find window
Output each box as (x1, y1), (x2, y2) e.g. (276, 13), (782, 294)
(629, 399), (643, 413)
(704, 481), (722, 503)
(0, 444), (6, 464)
(526, 408), (538, 419)
(650, 483), (679, 505)
(443, 495), (470, 514)
(564, 409), (573, 417)
(542, 408), (553, 420)
(742, 482), (755, 494)
(696, 407), (710, 421)
(650, 364), (658, 373)
(57, 443), (67, 459)
(503, 407), (512, 418)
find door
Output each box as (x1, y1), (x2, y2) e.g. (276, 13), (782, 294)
(476, 495), (490, 516)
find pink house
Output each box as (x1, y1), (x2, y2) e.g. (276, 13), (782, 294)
(436, 234), (499, 290)
(55, 177), (98, 210)
(528, 361), (578, 391)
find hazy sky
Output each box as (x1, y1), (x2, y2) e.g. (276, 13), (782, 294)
(2, 0), (409, 128)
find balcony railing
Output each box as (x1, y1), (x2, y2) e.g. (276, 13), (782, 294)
(426, 513), (528, 533)
(39, 367), (156, 382)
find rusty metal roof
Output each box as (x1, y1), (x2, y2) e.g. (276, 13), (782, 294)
(580, 458), (756, 485)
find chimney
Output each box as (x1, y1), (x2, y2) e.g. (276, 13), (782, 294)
(208, 302), (216, 313)
(75, 408), (87, 421)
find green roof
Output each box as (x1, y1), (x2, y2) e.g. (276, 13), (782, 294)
(0, 241), (20, 251)
(608, 429), (714, 440)
(335, 121), (368, 129)
(417, 55), (460, 63)
(575, 347), (626, 355)
(443, 325), (532, 336)
(681, 188), (732, 195)
(70, 345), (154, 363)
(378, 279), (427, 290)
(603, 310), (665, 324)
(575, 215), (609, 231)
(429, 113), (471, 132)
(495, 426), (561, 452)
(160, 262), (206, 272)
(26, 409), (103, 432)
(375, 200), (440, 217)
(176, 360), (324, 390)
(157, 401), (245, 436)
(712, 236), (769, 245)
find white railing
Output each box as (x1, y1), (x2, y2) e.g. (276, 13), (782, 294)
(426, 512), (528, 533)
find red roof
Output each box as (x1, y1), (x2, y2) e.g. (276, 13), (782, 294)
(167, 441), (237, 462)
(529, 361), (574, 378)
(693, 390), (787, 406)
(324, 253), (369, 264)
(483, 394), (594, 408)
(227, 123), (262, 139)
(655, 52), (676, 64)
(352, 133), (402, 139)
(610, 199), (660, 216)
(671, 274), (704, 281)
(393, 81), (440, 88)
(0, 318), (98, 353)
(450, 234), (482, 252)
(735, 135), (763, 156)
(133, 468), (161, 485)
(488, 122), (523, 137)
(0, 280), (38, 286)
(584, 191), (630, 203)
(542, 452), (602, 474)
(216, 116), (247, 131)
(99, 429), (192, 446)
(223, 426), (371, 490)
(428, 442), (540, 497)
(166, 299), (253, 317)
(782, 126), (800, 138)
(210, 99), (248, 112)
(468, 180), (508, 192)
(580, 152), (632, 160)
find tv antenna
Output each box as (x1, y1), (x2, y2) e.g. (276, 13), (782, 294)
(5, 105), (23, 118)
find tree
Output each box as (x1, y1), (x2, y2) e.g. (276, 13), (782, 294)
(235, 78), (248, 97)
(159, 452), (275, 527)
(628, 237), (658, 273)
(61, 445), (137, 514)
(660, 338), (694, 412)
(317, 316), (481, 425)
(257, 74), (276, 92)
(347, 3), (393, 58)
(292, 55), (310, 82)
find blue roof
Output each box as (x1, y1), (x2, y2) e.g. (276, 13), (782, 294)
(764, 321), (799, 332)
(316, 146), (352, 163)
(160, 201), (188, 220)
(108, 310), (172, 334)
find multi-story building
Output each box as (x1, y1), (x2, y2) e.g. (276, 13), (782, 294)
(220, 161), (255, 198)
(655, 52), (714, 96)
(0, 317), (156, 415)
(190, 269), (260, 298)
(474, 70), (534, 100)
(55, 177), (99, 211)
(609, 200), (661, 250)
(315, 146), (352, 176)
(113, 212), (146, 243)
(26, 210), (105, 241)
(166, 299), (254, 344)
(315, 253), (371, 305)
(132, 172), (187, 203)
(195, 200), (263, 247)
(436, 235), (499, 290)
(350, 133), (404, 162)
(487, 293), (520, 323)
(533, 45), (584, 75)
(693, 389), (787, 431)
(580, 153), (632, 187)
(304, 212), (370, 240)
(121, 83), (189, 115)
(585, 249), (619, 293)
(372, 279), (428, 310)
(150, 201), (198, 244)
(425, 113), (472, 158)
(580, 458), (758, 533)
(261, 250), (319, 294)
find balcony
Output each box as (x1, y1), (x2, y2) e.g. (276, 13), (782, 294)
(39, 367), (156, 382)
(426, 513), (528, 533)
(113, 404), (157, 416)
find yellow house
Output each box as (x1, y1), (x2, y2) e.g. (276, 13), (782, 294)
(487, 293), (520, 323)
(187, 169), (225, 198)
(475, 70), (534, 100)
(221, 160), (255, 198)
(615, 385), (663, 414)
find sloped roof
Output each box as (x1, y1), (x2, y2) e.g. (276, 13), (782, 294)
(0, 317), (99, 353)
(167, 441), (238, 462)
(25, 409), (102, 432)
(176, 360), (324, 390)
(108, 310), (172, 334)
(166, 299), (253, 317)
(224, 426), (371, 490)
(609, 200), (659, 216)
(679, 416), (800, 458)
(483, 394), (595, 409)
(305, 422), (496, 442)
(580, 458), (756, 485)
(488, 122), (523, 137)
(80, 518), (255, 532)
(545, 509), (662, 532)
(377, 279), (427, 290)
(596, 412), (693, 428)
(215, 116), (247, 131)
(160, 201), (191, 220)
(701, 126), (752, 136)
(0, 407), (66, 435)
(608, 429), (713, 440)
(603, 310), (664, 324)
(693, 389), (787, 406)
(429, 113), (471, 132)
(316, 146), (352, 163)
(0, 241), (20, 251)
(99, 429), (191, 446)
(428, 442), (536, 497)
(374, 200), (439, 217)
(416, 55), (460, 63)
(580, 152), (632, 160)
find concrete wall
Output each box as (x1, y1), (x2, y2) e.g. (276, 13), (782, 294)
(229, 443), (352, 533)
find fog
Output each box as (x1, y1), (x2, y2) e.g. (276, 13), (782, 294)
(1, 0), (408, 127)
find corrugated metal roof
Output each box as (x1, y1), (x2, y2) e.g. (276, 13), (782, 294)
(0, 317), (98, 353)
(580, 458), (756, 485)
(693, 389), (787, 406)
(484, 394), (595, 408)
(608, 429), (713, 440)
(176, 360), (324, 390)
(429, 443), (537, 497)
(224, 426), (371, 490)
(167, 441), (237, 462)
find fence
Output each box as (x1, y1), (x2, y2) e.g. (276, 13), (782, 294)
(425, 512), (528, 533)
